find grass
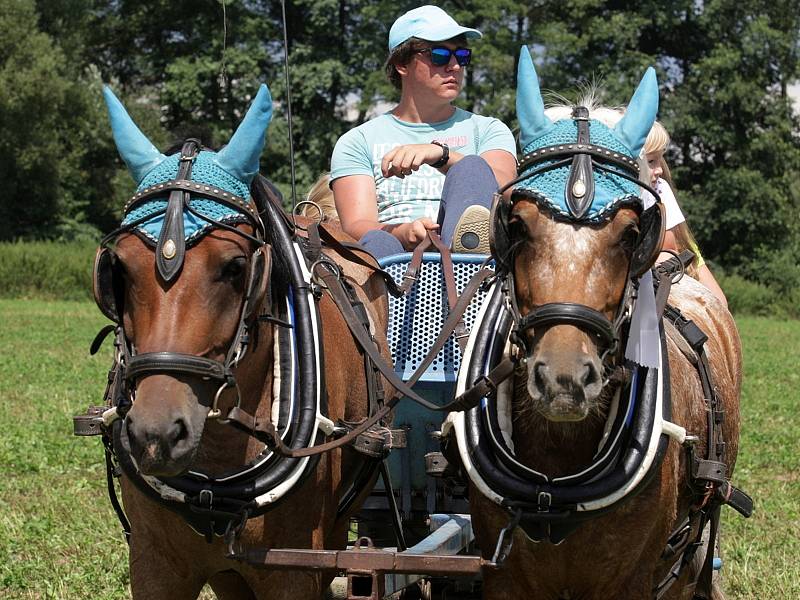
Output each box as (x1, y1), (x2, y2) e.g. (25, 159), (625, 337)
(0, 299), (797, 598)
(721, 318), (800, 598)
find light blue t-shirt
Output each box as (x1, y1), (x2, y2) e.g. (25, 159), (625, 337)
(330, 108), (516, 224)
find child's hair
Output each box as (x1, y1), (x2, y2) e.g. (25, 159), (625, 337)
(301, 173), (339, 222)
(643, 120), (670, 156)
(645, 122), (702, 278)
(657, 157), (702, 278)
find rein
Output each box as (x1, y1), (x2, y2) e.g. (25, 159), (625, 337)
(223, 225), (498, 459)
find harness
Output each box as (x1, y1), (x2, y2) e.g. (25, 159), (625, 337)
(446, 107), (752, 596)
(448, 279), (672, 544)
(75, 141), (392, 539)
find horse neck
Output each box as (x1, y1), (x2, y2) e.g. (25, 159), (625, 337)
(511, 376), (607, 478)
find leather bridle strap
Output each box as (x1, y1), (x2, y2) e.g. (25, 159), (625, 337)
(423, 231), (470, 352)
(125, 352), (233, 383)
(515, 302), (617, 349)
(314, 223), (430, 297)
(224, 265), (496, 458)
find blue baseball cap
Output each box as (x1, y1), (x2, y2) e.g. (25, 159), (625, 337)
(388, 5), (481, 52)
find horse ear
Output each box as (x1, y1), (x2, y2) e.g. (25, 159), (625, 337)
(215, 84), (273, 185)
(516, 45), (554, 151)
(614, 67), (659, 156)
(103, 86), (167, 185)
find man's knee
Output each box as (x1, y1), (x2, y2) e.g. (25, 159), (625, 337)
(446, 155), (493, 179)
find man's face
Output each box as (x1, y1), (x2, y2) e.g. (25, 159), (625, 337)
(405, 41), (466, 102)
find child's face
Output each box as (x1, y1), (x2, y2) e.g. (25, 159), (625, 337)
(646, 152), (663, 187)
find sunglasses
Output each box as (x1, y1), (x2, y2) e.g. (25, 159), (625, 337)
(418, 46), (472, 67)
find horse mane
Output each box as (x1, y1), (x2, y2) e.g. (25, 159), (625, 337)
(251, 176), (291, 302)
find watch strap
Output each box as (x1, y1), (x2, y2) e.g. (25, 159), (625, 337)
(431, 141), (449, 168)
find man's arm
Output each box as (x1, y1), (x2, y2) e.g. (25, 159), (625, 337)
(332, 174), (438, 249)
(381, 144), (516, 187)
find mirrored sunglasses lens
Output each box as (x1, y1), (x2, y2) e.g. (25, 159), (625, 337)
(429, 48), (451, 66)
(454, 49), (471, 66)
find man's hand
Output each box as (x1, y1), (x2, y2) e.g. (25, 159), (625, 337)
(382, 144), (446, 178)
(390, 218), (439, 250)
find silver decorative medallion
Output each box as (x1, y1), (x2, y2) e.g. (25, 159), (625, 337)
(162, 239), (177, 259)
(572, 179), (586, 198)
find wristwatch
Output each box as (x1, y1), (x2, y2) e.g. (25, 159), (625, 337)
(430, 141), (450, 168)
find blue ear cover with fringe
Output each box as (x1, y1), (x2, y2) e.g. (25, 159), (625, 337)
(614, 68), (659, 157)
(104, 86), (168, 186)
(516, 46), (554, 151)
(514, 59), (659, 222)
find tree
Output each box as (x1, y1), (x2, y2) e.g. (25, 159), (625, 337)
(517, 0), (800, 278)
(0, 0), (96, 239)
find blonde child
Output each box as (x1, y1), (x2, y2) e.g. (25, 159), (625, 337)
(645, 122), (728, 307)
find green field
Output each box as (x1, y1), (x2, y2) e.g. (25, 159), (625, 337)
(0, 300), (798, 599)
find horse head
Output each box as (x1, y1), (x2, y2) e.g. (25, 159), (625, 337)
(494, 47), (663, 425)
(97, 85), (274, 477)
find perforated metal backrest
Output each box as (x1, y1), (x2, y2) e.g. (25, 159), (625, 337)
(379, 253), (492, 383)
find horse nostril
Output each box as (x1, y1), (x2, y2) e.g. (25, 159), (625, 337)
(581, 362), (600, 387)
(169, 419), (189, 445)
(534, 362), (548, 392)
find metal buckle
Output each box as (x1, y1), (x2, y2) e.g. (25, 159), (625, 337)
(490, 508), (522, 566)
(537, 491), (552, 512)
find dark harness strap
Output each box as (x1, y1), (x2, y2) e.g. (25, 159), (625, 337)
(224, 263), (496, 458)
(653, 299), (753, 599)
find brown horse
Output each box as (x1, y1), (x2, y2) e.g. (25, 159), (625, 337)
(94, 85), (391, 599)
(453, 49), (748, 599)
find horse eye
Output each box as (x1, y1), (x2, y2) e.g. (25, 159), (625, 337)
(510, 215), (528, 236)
(619, 224), (639, 254)
(221, 257), (247, 281)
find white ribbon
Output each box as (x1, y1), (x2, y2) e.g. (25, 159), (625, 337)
(624, 268), (661, 368)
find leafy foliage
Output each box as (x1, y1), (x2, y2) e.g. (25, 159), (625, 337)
(0, 0), (798, 290)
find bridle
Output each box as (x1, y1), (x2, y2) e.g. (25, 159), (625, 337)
(92, 138), (272, 424)
(489, 106), (665, 371)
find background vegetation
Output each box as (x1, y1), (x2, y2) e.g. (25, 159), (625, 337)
(0, 299), (796, 598)
(1, 0), (799, 300)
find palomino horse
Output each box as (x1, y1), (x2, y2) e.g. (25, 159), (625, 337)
(448, 48), (750, 599)
(90, 84), (391, 599)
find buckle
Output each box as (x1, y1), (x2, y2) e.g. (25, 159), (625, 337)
(73, 406), (106, 436)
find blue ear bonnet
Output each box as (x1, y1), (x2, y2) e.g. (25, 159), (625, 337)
(105, 83), (272, 249)
(515, 118), (641, 223)
(122, 151), (253, 245)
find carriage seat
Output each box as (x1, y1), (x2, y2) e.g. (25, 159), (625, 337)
(378, 252), (492, 384)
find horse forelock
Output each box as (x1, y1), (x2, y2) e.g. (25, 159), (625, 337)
(544, 102), (624, 129)
(513, 206), (631, 312)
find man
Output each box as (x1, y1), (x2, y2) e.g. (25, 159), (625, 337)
(330, 5), (517, 257)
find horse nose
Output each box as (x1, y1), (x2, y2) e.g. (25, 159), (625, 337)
(125, 413), (192, 476)
(532, 358), (600, 394)
(529, 355), (603, 420)
(532, 361), (550, 398)
(579, 361), (601, 388)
